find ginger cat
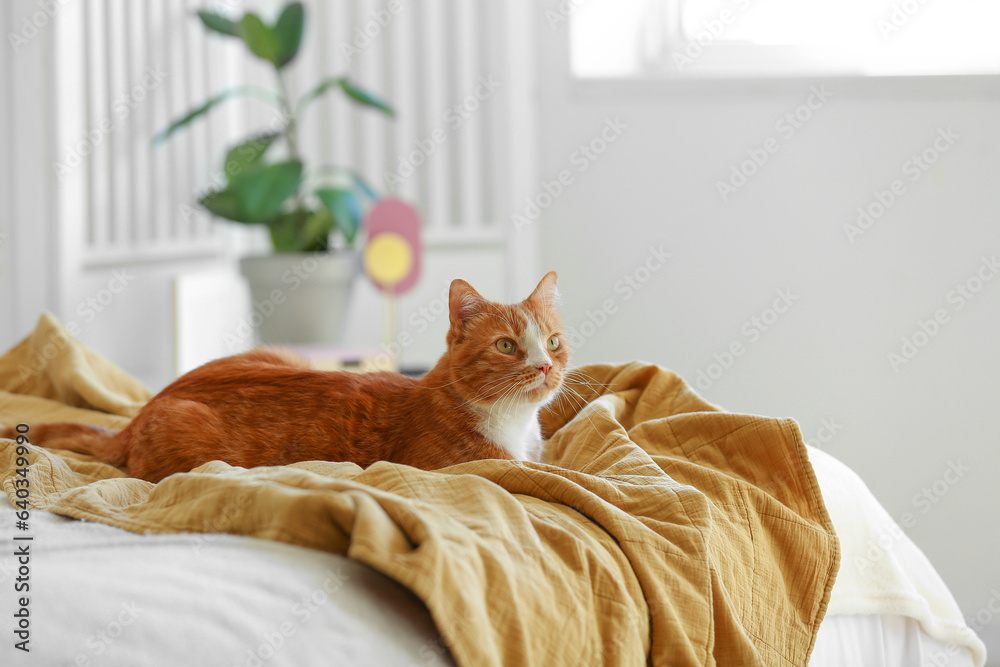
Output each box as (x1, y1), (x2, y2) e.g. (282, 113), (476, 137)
(1, 273), (568, 483)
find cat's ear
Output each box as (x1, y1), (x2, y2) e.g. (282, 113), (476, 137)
(527, 271), (559, 310)
(449, 279), (487, 329)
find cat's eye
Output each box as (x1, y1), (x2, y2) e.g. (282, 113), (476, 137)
(547, 335), (560, 351)
(495, 338), (516, 354)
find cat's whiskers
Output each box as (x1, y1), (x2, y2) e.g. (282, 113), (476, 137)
(419, 373), (476, 390)
(563, 365), (614, 387)
(454, 372), (522, 409)
(464, 384), (515, 409)
(563, 368), (616, 397)
(551, 383), (607, 440)
(488, 383), (521, 422)
(551, 379), (587, 411)
(477, 370), (522, 395)
(423, 365), (518, 406)
(477, 384), (514, 437)
(455, 386), (507, 410)
(546, 365), (617, 438)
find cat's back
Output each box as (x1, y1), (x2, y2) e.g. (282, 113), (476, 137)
(158, 349), (416, 410)
(117, 350), (429, 477)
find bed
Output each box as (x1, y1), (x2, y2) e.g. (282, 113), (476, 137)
(0, 314), (987, 666)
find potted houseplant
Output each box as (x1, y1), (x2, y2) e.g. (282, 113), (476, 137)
(155, 2), (394, 345)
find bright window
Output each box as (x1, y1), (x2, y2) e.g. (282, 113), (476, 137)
(570, 0), (1000, 78)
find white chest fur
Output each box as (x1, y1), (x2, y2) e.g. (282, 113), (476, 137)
(472, 401), (543, 462)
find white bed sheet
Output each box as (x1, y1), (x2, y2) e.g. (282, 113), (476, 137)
(807, 446), (987, 667)
(0, 497), (455, 667)
(811, 614), (976, 667)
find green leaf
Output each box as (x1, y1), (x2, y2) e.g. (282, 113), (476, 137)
(223, 132), (279, 184)
(199, 189), (245, 222)
(152, 86), (283, 146)
(196, 11), (240, 37)
(340, 79), (395, 116)
(238, 13), (281, 66)
(268, 210), (309, 252)
(296, 77), (395, 118)
(302, 208), (335, 250)
(294, 76), (346, 116)
(274, 2), (305, 68)
(153, 88), (246, 146)
(316, 187), (361, 244)
(265, 208), (331, 252)
(229, 160), (303, 222)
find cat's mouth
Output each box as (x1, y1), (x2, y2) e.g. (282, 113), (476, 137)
(527, 372), (559, 397)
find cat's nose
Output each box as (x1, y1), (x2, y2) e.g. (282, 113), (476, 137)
(537, 364), (552, 376)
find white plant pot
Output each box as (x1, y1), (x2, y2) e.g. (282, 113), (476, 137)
(238, 252), (358, 346)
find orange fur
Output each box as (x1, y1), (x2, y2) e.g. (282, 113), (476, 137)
(1, 273), (568, 483)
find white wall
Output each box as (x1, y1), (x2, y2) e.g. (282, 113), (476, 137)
(536, 16), (1000, 654)
(0, 0), (58, 352)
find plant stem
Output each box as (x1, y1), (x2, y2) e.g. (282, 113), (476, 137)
(276, 67), (309, 236)
(276, 69), (300, 161)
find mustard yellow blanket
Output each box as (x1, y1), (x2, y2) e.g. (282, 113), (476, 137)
(0, 314), (839, 666)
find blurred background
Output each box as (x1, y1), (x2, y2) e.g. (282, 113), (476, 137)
(1, 0), (998, 655)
